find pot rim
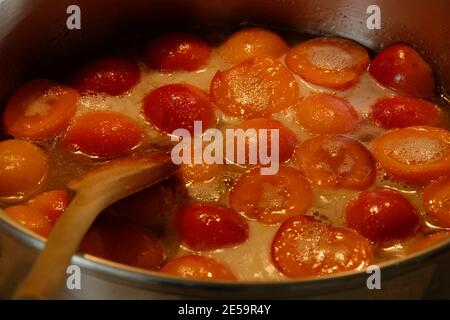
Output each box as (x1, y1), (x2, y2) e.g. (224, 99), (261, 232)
(1, 208), (450, 297)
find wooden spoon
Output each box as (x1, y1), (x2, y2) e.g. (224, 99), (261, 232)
(13, 153), (178, 299)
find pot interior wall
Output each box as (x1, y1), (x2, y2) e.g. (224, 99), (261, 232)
(0, 0), (449, 102)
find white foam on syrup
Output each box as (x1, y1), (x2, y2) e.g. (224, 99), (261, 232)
(71, 39), (441, 280)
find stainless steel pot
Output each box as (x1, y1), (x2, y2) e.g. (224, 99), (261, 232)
(0, 0), (449, 299)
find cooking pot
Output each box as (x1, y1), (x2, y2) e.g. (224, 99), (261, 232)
(0, 0), (449, 299)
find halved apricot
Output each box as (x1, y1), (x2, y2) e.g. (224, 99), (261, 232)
(2, 79), (79, 139)
(4, 205), (52, 237)
(173, 139), (223, 184)
(294, 136), (376, 189)
(228, 118), (298, 165)
(345, 189), (420, 242)
(0, 140), (47, 198)
(369, 44), (435, 98)
(285, 37), (369, 89)
(220, 27), (289, 64)
(72, 57), (140, 96)
(229, 166), (312, 224)
(371, 126), (450, 184)
(271, 215), (372, 278)
(4, 190), (69, 237)
(177, 203), (249, 250)
(296, 93), (359, 134)
(370, 96), (444, 129)
(178, 163), (222, 185)
(210, 56), (299, 118)
(64, 111), (143, 158)
(143, 83), (215, 134)
(145, 33), (211, 72)
(160, 255), (237, 280)
(27, 190), (70, 225)
(423, 177), (450, 228)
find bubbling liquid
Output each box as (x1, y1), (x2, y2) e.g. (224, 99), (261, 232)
(1, 30), (449, 281)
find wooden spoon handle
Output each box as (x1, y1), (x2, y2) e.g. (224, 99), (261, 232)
(12, 155), (177, 299)
(13, 193), (107, 300)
